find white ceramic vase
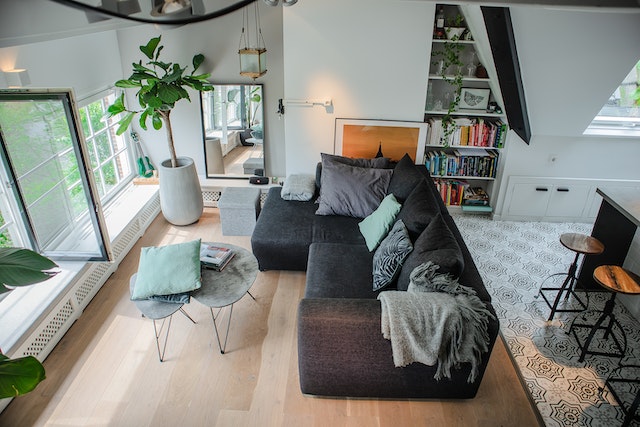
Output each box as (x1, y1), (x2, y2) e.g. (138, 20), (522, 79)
(158, 157), (203, 226)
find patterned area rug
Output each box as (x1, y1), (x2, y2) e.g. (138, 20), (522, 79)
(453, 215), (640, 427)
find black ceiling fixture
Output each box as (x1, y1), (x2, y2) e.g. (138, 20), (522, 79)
(51, 0), (257, 25)
(482, 6), (532, 145)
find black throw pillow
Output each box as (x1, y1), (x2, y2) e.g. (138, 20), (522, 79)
(387, 153), (427, 203)
(396, 213), (464, 291)
(396, 180), (441, 242)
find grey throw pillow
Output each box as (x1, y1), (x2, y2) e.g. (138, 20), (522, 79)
(372, 220), (413, 291)
(316, 160), (392, 218)
(281, 174), (316, 201)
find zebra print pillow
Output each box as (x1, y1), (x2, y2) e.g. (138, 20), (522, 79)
(372, 220), (413, 291)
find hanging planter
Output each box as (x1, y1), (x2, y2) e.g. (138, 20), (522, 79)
(239, 3), (267, 79)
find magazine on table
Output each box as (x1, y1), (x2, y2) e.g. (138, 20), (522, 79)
(200, 244), (235, 271)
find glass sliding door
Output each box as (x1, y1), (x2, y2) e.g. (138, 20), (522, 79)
(0, 89), (111, 261)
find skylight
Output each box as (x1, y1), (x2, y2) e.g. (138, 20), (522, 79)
(584, 59), (640, 137)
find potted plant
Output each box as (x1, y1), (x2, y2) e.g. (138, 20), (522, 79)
(0, 248), (58, 399)
(108, 35), (214, 225)
(444, 14), (466, 41)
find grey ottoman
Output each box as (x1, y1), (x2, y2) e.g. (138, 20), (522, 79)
(243, 157), (264, 175)
(218, 187), (261, 236)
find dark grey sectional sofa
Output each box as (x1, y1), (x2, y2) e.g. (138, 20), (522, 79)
(250, 154), (499, 398)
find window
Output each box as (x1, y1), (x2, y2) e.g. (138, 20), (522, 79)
(0, 90), (113, 261)
(585, 59), (640, 136)
(78, 92), (133, 202)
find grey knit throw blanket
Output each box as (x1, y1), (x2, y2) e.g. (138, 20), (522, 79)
(378, 262), (494, 382)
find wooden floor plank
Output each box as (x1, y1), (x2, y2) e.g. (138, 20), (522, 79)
(0, 208), (540, 427)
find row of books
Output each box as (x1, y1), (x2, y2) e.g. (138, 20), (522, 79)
(426, 117), (507, 148)
(433, 179), (492, 211)
(200, 244), (235, 271)
(433, 179), (468, 206)
(425, 148), (499, 178)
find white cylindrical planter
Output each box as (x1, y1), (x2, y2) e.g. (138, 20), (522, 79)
(158, 157), (203, 226)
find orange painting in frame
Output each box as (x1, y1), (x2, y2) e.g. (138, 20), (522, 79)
(334, 119), (428, 163)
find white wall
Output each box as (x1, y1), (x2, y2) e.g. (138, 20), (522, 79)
(282, 0), (433, 175)
(0, 31), (123, 100)
(491, 7), (640, 215)
(115, 5), (285, 177)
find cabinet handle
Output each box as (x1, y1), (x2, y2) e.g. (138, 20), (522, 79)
(557, 188), (569, 192)
(535, 187), (548, 192)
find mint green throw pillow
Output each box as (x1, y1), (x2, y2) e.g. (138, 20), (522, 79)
(359, 194), (402, 252)
(131, 239), (202, 300)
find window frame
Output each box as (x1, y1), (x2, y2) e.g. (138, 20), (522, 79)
(0, 88), (112, 261)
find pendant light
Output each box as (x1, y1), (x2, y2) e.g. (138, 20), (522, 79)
(238, 3), (267, 79)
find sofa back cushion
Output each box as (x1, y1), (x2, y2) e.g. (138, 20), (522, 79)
(316, 159), (392, 218)
(396, 213), (464, 291)
(315, 153), (391, 189)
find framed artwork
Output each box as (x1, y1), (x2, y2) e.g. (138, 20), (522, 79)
(334, 119), (428, 164)
(459, 88), (491, 110)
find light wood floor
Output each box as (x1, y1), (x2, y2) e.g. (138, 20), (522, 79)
(0, 209), (541, 427)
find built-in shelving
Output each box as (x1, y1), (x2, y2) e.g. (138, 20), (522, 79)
(424, 4), (508, 214)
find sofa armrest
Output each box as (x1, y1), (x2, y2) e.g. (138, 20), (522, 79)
(297, 297), (500, 398)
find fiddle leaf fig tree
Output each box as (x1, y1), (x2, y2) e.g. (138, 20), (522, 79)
(107, 35), (214, 168)
(0, 248), (58, 398)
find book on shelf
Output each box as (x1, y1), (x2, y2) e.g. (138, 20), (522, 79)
(426, 117), (507, 148)
(425, 148), (498, 178)
(433, 179), (468, 206)
(200, 244), (235, 271)
(463, 186), (490, 206)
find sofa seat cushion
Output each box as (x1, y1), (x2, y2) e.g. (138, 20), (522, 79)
(312, 215), (365, 245)
(305, 243), (378, 299)
(251, 187), (317, 271)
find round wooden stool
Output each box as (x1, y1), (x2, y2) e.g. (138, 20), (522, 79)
(570, 265), (640, 362)
(538, 233), (604, 321)
(576, 266), (640, 427)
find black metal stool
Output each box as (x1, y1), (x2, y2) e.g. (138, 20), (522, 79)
(570, 265), (640, 363)
(538, 233), (604, 321)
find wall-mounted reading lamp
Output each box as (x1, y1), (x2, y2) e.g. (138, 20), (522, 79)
(2, 69), (31, 88)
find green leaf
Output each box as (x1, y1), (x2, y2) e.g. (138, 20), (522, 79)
(158, 84), (182, 105)
(192, 54), (205, 73)
(162, 64), (185, 84)
(114, 79), (140, 89)
(139, 109), (150, 130)
(152, 113), (163, 130)
(0, 248), (57, 287)
(132, 62), (153, 73)
(131, 72), (157, 82)
(116, 112), (135, 135)
(149, 61), (170, 71)
(140, 36), (161, 60)
(106, 94), (126, 117)
(0, 355), (46, 399)
(155, 45), (164, 62)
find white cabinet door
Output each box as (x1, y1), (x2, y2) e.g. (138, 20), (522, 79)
(547, 185), (591, 218)
(506, 183), (551, 217)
